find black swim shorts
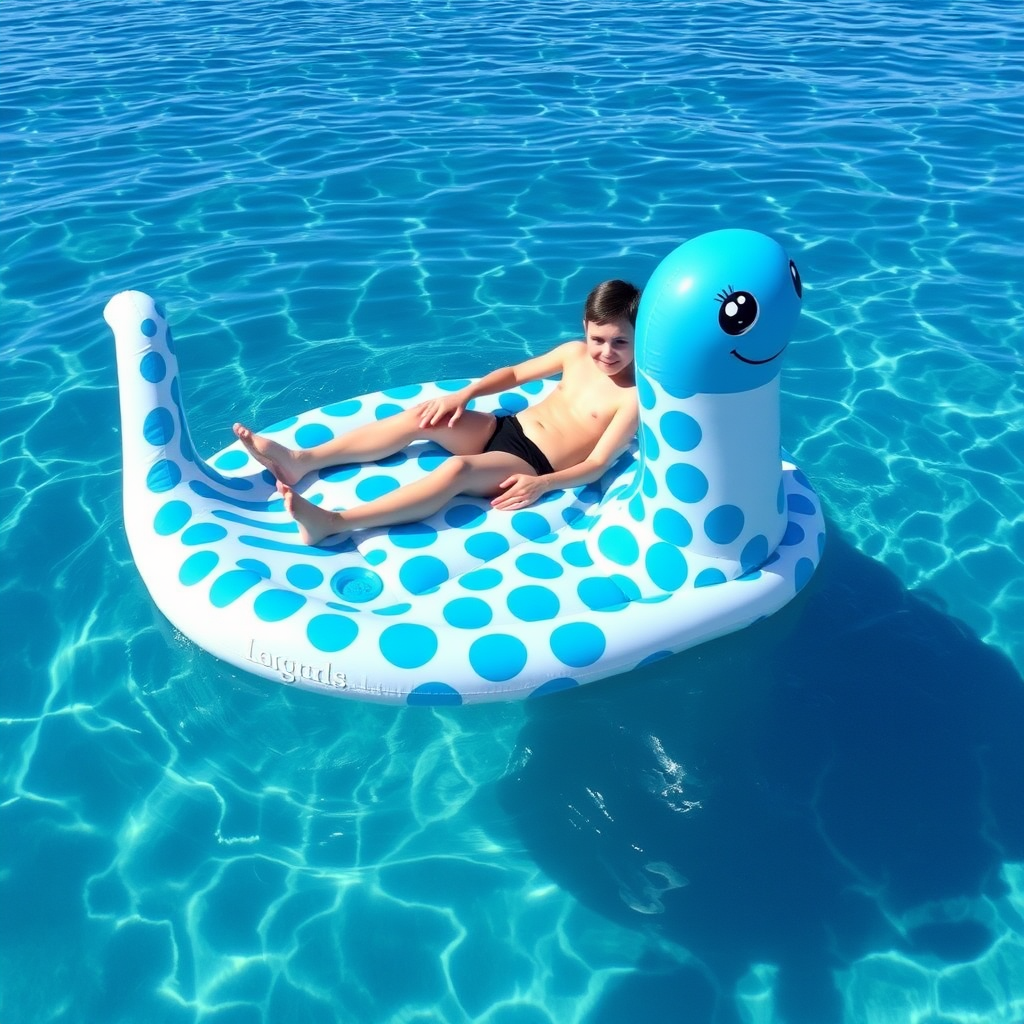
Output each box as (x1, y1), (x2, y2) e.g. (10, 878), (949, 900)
(483, 414), (555, 476)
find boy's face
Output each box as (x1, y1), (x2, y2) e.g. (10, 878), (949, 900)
(584, 317), (635, 377)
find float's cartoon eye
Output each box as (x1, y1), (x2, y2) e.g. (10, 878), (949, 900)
(717, 287), (759, 336)
(789, 260), (802, 298)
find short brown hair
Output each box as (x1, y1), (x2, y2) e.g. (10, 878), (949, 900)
(584, 279), (641, 327)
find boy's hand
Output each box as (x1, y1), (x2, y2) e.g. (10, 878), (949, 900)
(491, 474), (547, 511)
(415, 394), (467, 428)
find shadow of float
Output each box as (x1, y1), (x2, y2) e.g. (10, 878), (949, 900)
(497, 524), (1024, 1024)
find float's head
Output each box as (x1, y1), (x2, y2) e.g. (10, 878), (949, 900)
(635, 229), (803, 397)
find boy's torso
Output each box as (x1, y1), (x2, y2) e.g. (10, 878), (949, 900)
(516, 342), (635, 470)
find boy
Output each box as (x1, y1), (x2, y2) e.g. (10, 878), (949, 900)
(234, 279), (641, 545)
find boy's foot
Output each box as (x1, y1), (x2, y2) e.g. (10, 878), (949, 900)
(233, 423), (307, 486)
(280, 483), (348, 546)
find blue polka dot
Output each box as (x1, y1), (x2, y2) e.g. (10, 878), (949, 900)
(356, 475), (400, 501)
(562, 541), (593, 568)
(443, 598), (492, 629)
(399, 555), (449, 594)
(562, 507), (587, 528)
(637, 373), (656, 410)
(139, 352), (166, 383)
(308, 614), (359, 653)
(788, 493), (816, 516)
(777, 479), (786, 514)
(140, 318), (158, 337)
(529, 678), (579, 698)
(142, 405), (174, 446)
(179, 550), (218, 585)
(795, 557), (816, 592)
(209, 569), (263, 607)
(498, 393), (529, 414)
(780, 522), (805, 547)
(694, 568), (727, 588)
(507, 585), (560, 622)
(511, 511), (551, 541)
(287, 564), (324, 590)
(214, 449), (248, 471)
(465, 532), (510, 561)
(181, 523), (228, 545)
(146, 460), (181, 493)
(646, 543), (688, 592)
(364, 549), (387, 566)
(437, 378), (471, 392)
(653, 508), (693, 547)
(388, 522), (438, 548)
(516, 552), (563, 579)
(578, 577), (630, 611)
(660, 411), (702, 452)
(550, 622), (606, 668)
(460, 568), (502, 591)
(642, 469), (659, 499)
(640, 423), (660, 461)
(323, 398), (362, 417)
(236, 559), (271, 578)
(665, 464), (708, 503)
(792, 469), (811, 490)
(741, 534), (769, 571)
(597, 525), (639, 566)
(384, 383), (423, 399)
(817, 532), (827, 558)
(154, 500), (192, 536)
(469, 634), (528, 682)
(295, 423), (335, 448)
(254, 590), (307, 621)
(417, 448), (449, 472)
(380, 623), (438, 669)
(609, 574), (643, 602)
(628, 493), (646, 522)
(407, 683), (463, 707)
(374, 402), (403, 420)
(320, 465), (359, 484)
(378, 450), (408, 468)
(704, 505), (745, 545)
(445, 503), (486, 529)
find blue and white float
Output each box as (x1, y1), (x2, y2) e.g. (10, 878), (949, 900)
(106, 229), (825, 705)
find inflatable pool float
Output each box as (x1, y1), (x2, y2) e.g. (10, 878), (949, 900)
(106, 229), (825, 705)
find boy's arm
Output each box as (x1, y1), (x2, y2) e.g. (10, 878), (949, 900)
(418, 342), (578, 427)
(490, 401), (639, 509)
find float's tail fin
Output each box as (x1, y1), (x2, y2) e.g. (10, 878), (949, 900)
(105, 290), (206, 495)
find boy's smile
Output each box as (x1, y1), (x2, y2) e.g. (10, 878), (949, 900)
(584, 317), (635, 378)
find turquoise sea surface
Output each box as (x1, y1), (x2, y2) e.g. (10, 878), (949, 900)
(2, 1), (1023, 1021)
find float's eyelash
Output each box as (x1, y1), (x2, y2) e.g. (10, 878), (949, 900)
(715, 285), (737, 303)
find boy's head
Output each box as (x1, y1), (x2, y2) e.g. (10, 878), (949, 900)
(583, 279), (641, 378)
(584, 279), (641, 327)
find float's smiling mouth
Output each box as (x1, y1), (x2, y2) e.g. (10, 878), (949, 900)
(731, 344), (787, 365)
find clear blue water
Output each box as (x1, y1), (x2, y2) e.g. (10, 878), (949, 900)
(2, 0), (1023, 1020)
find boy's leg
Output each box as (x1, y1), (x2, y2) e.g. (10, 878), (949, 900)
(282, 451), (534, 545)
(233, 408), (498, 486)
